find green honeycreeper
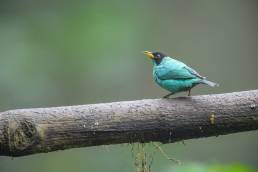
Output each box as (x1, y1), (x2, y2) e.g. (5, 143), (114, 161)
(143, 51), (219, 98)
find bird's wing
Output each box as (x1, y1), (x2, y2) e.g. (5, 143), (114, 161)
(183, 66), (205, 79)
(155, 58), (204, 80)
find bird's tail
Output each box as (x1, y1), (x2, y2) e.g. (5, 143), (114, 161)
(200, 79), (219, 87)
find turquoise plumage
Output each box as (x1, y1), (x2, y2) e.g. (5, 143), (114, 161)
(143, 51), (219, 97)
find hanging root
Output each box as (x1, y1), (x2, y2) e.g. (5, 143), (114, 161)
(131, 143), (152, 172)
(130, 142), (181, 172)
(152, 143), (181, 165)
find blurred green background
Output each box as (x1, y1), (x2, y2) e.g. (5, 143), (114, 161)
(0, 0), (258, 171)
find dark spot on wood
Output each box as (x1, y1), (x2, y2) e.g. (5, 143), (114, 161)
(250, 104), (256, 110)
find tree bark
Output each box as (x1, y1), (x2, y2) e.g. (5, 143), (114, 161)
(0, 90), (258, 157)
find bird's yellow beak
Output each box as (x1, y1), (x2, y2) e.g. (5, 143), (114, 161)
(143, 51), (154, 59)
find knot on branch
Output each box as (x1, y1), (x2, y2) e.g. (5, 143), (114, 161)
(8, 118), (39, 154)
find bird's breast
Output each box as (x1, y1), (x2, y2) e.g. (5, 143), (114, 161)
(152, 69), (162, 85)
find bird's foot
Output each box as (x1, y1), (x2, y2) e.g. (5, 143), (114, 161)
(187, 89), (191, 96)
(163, 92), (174, 98)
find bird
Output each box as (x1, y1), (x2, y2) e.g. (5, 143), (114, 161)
(143, 51), (219, 98)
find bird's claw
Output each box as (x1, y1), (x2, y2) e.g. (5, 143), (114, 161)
(163, 93), (174, 99)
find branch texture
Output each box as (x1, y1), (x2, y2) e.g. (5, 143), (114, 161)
(0, 90), (258, 157)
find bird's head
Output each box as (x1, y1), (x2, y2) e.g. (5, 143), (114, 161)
(143, 51), (167, 65)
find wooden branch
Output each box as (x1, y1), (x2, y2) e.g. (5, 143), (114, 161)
(0, 90), (258, 157)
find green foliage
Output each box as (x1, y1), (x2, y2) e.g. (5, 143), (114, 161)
(168, 163), (257, 172)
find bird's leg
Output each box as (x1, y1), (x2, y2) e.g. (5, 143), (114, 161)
(188, 89), (191, 96)
(163, 92), (174, 98)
